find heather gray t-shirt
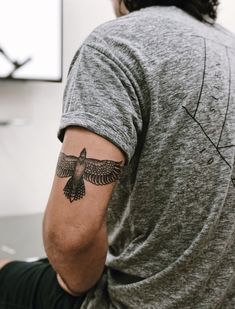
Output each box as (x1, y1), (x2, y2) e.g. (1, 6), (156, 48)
(58, 6), (235, 308)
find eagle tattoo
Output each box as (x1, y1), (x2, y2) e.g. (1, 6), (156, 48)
(56, 148), (123, 203)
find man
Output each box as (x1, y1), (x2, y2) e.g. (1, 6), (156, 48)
(1, 0), (235, 308)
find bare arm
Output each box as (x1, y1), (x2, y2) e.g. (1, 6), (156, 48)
(43, 126), (125, 295)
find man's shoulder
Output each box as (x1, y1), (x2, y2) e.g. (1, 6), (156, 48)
(86, 6), (235, 48)
(83, 6), (204, 49)
(82, 6), (191, 57)
(213, 23), (235, 46)
(79, 6), (235, 70)
(84, 11), (142, 46)
(88, 6), (185, 38)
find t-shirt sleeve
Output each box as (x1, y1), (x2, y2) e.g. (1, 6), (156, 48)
(57, 43), (143, 166)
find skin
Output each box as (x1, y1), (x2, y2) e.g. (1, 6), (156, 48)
(111, 0), (129, 17)
(0, 259), (11, 270)
(43, 127), (125, 295)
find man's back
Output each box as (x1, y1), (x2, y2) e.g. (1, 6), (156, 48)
(73, 5), (235, 308)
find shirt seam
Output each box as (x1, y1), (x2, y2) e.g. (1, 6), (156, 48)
(59, 111), (134, 164)
(61, 111), (131, 143)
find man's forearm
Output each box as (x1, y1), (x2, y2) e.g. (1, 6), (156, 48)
(44, 222), (108, 295)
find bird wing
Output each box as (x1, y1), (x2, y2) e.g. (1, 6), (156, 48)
(56, 152), (78, 178)
(83, 158), (123, 185)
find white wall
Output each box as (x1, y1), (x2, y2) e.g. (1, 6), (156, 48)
(0, 0), (234, 216)
(217, 0), (235, 33)
(0, 0), (115, 216)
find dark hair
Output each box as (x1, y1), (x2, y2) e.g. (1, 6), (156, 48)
(123, 0), (219, 22)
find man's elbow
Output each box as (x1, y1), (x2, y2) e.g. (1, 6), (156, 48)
(43, 220), (99, 257)
(42, 207), (108, 294)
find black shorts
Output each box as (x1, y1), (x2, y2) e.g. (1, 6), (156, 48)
(0, 258), (87, 309)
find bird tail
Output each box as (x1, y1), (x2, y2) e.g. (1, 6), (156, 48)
(63, 177), (86, 203)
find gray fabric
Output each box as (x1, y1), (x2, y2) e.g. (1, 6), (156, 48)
(58, 5), (235, 308)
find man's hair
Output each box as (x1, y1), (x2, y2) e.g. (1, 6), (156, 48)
(123, 0), (219, 22)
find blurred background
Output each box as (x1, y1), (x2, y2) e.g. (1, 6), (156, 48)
(0, 0), (234, 259)
(0, 0), (115, 217)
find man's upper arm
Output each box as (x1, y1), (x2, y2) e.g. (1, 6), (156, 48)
(44, 126), (125, 251)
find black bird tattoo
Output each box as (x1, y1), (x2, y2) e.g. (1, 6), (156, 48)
(56, 148), (123, 203)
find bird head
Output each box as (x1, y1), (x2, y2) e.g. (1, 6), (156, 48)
(80, 148), (87, 160)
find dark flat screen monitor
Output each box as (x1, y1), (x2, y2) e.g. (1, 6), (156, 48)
(0, 0), (63, 82)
